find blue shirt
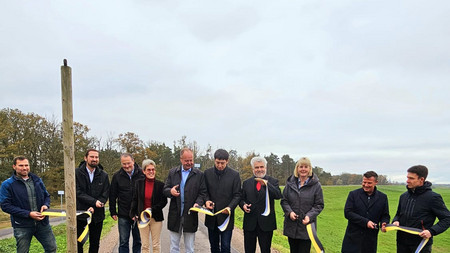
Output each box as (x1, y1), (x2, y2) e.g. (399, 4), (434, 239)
(180, 167), (191, 216)
(298, 177), (310, 189)
(127, 169), (134, 180)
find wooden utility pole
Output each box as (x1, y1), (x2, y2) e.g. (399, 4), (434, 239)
(61, 59), (77, 252)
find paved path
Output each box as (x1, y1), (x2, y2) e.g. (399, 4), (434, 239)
(103, 207), (245, 252)
(0, 217), (66, 240)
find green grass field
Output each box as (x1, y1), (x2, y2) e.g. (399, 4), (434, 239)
(234, 185), (450, 253)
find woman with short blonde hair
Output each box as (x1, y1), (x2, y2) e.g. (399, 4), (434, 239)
(281, 157), (324, 253)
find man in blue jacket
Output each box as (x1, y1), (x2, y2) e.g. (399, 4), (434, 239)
(0, 156), (57, 253)
(341, 171), (390, 253)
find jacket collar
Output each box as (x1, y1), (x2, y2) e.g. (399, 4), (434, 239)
(359, 187), (380, 208)
(120, 164), (141, 177)
(176, 166), (197, 175)
(407, 181), (432, 195)
(12, 171), (38, 182)
(286, 173), (318, 188)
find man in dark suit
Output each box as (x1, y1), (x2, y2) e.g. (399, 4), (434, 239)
(239, 156), (282, 253)
(204, 149), (241, 253)
(341, 171), (390, 253)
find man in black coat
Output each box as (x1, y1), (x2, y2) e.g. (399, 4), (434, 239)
(204, 149), (241, 253)
(109, 153), (145, 253)
(163, 147), (207, 253)
(341, 171), (390, 253)
(392, 165), (450, 253)
(239, 156), (282, 253)
(76, 149), (110, 253)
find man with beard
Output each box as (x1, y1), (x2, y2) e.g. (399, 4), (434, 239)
(392, 165), (450, 253)
(239, 156), (282, 253)
(0, 156), (57, 253)
(76, 149), (110, 253)
(341, 171), (390, 253)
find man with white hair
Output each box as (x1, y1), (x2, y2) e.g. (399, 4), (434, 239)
(239, 156), (282, 253)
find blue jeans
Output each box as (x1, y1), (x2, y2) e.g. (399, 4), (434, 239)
(169, 230), (195, 253)
(118, 216), (141, 253)
(208, 227), (232, 253)
(14, 222), (57, 253)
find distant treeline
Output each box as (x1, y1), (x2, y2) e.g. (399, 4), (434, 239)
(0, 108), (390, 199)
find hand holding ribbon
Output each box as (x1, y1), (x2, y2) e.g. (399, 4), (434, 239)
(385, 224), (429, 253)
(41, 209), (93, 244)
(189, 206), (231, 231)
(306, 222), (324, 253)
(137, 208), (152, 228)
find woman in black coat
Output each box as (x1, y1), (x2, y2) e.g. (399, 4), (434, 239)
(280, 157), (324, 253)
(130, 159), (167, 253)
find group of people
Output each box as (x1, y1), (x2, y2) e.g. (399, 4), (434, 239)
(0, 149), (449, 253)
(341, 166), (450, 253)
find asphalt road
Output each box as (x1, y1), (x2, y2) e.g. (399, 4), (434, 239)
(111, 207), (242, 253)
(0, 216), (66, 239)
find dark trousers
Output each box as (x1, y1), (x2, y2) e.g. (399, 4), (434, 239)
(244, 226), (273, 253)
(288, 237), (311, 253)
(208, 227), (233, 253)
(77, 220), (103, 253)
(397, 241), (432, 253)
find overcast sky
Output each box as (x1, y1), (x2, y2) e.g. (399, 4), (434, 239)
(2, 1), (449, 184)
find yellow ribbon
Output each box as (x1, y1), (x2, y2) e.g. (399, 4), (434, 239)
(385, 224), (429, 253)
(137, 208), (152, 229)
(306, 222), (324, 253)
(189, 206), (215, 216)
(189, 206), (231, 231)
(42, 209), (92, 244)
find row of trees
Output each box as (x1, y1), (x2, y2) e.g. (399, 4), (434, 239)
(0, 108), (389, 199)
